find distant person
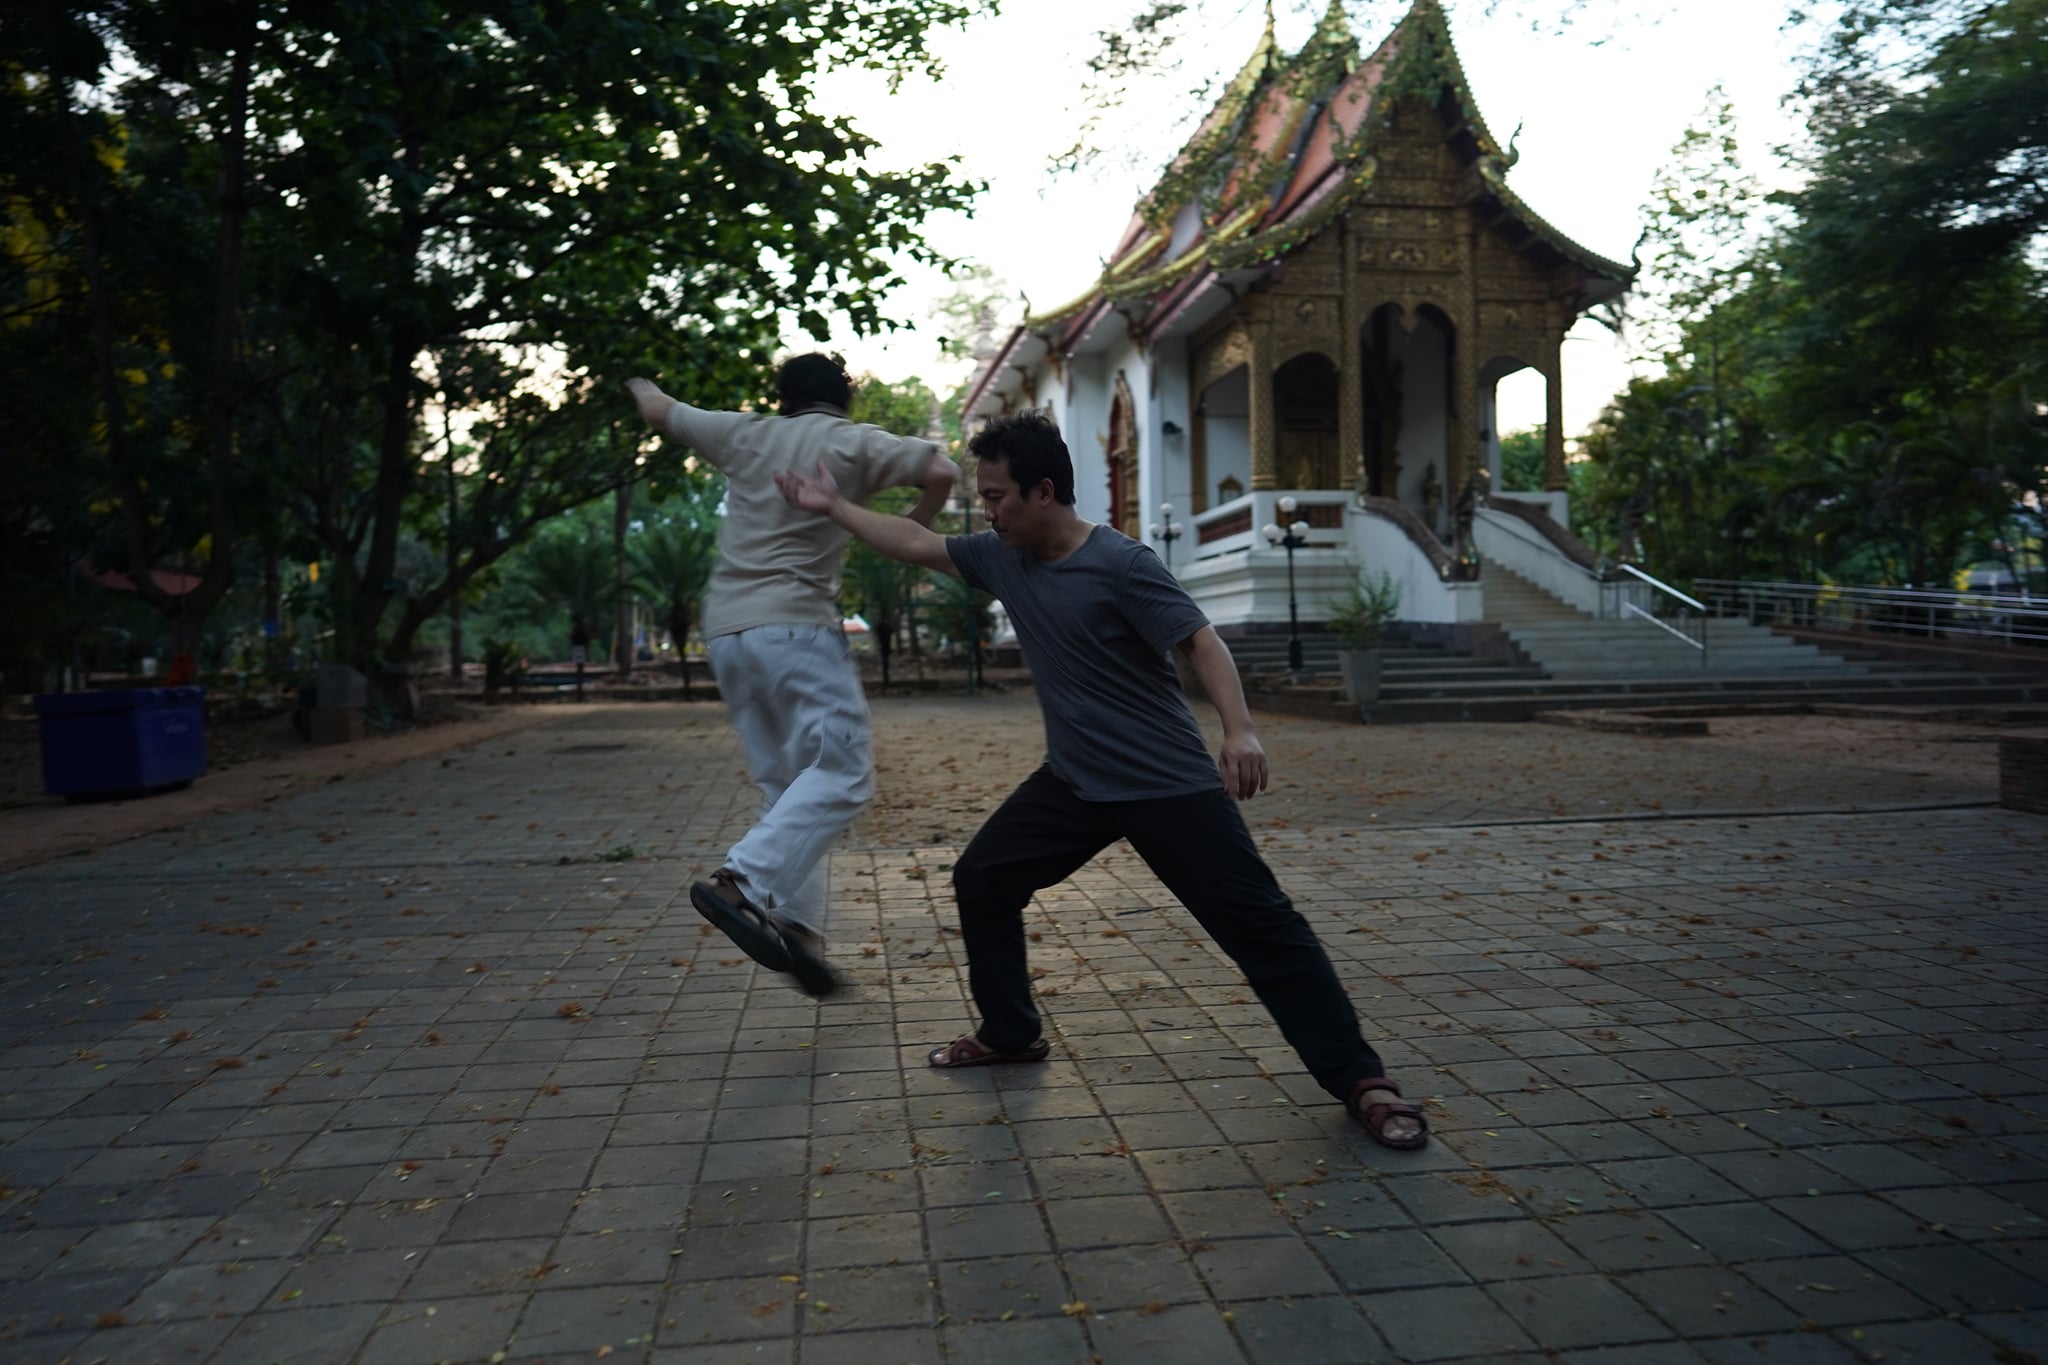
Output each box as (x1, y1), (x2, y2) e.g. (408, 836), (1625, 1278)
(569, 616), (593, 702)
(776, 410), (1425, 1148)
(628, 355), (957, 997)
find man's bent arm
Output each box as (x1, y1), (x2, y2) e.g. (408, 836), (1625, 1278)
(1177, 625), (1270, 799)
(904, 449), (959, 529)
(780, 465), (959, 577)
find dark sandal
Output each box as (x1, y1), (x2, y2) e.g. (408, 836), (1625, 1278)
(927, 1034), (1051, 1069)
(778, 923), (840, 1000)
(690, 871), (792, 972)
(1349, 1076), (1429, 1151)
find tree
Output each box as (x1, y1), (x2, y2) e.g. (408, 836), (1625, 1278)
(1759, 0), (2047, 583)
(846, 373), (957, 671)
(843, 505), (928, 691)
(490, 508), (618, 661)
(628, 486), (720, 697)
(1498, 427), (1545, 492)
(1583, 1), (2047, 589)
(3, 1), (269, 663)
(262, 0), (989, 670)
(5, 0), (993, 679)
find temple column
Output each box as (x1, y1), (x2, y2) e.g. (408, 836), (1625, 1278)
(1450, 225), (1480, 499)
(1339, 216), (1365, 496)
(1543, 324), (1567, 492)
(1249, 320), (1277, 490)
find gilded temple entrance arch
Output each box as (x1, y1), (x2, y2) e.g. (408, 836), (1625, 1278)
(1480, 355), (1542, 493)
(1274, 352), (1341, 491)
(1106, 373), (1140, 538)
(1356, 303), (1404, 500)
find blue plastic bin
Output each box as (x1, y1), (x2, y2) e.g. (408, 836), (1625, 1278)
(32, 686), (209, 799)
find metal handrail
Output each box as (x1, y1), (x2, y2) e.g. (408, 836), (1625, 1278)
(1477, 508), (1708, 664)
(1607, 563), (1709, 665)
(1695, 577), (2048, 648)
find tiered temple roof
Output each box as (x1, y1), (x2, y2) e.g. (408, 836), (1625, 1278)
(1016, 0), (1633, 354)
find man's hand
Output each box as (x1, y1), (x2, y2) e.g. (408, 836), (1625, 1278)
(625, 377), (671, 429)
(1217, 730), (1270, 801)
(775, 460), (843, 515)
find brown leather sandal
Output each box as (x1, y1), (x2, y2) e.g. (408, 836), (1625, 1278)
(927, 1034), (1051, 1069)
(690, 870), (792, 972)
(1348, 1076), (1429, 1150)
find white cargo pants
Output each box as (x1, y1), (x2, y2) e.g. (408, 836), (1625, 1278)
(707, 624), (875, 934)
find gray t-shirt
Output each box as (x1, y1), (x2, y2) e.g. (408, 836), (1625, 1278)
(947, 524), (1216, 801)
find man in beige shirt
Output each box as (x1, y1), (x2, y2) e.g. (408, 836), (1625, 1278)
(628, 355), (957, 995)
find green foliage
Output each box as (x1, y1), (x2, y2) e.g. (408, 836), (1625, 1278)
(628, 484), (720, 663)
(930, 264), (1014, 365)
(843, 489), (929, 689)
(1497, 428), (1546, 492)
(1324, 566), (1402, 649)
(1, 0), (991, 679)
(1585, 1), (2047, 589)
(485, 507), (619, 661)
(851, 376), (941, 439)
(481, 637), (527, 697)
(922, 573), (995, 654)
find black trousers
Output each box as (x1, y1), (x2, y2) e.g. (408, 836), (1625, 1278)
(950, 765), (1387, 1102)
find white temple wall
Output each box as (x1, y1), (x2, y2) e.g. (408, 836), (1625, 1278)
(1200, 366), (1251, 502)
(1145, 350), (1194, 557)
(1062, 353), (1113, 525)
(1350, 507), (1484, 624)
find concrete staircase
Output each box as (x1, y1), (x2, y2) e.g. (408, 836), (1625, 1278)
(1486, 568), (1861, 680)
(1228, 567), (2048, 724)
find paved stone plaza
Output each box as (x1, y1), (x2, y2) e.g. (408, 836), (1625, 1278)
(2, 695), (2045, 1364)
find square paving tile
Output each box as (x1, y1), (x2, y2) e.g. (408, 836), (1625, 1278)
(1363, 1283), (1537, 1361)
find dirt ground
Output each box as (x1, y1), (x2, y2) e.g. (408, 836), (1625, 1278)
(0, 698), (560, 873)
(0, 687), (2023, 874)
(849, 698), (2016, 848)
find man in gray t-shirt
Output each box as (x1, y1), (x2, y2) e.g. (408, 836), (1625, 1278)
(777, 410), (1426, 1150)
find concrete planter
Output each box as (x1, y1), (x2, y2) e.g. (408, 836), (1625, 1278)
(1337, 647), (1384, 715)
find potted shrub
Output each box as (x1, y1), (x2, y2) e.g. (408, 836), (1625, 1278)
(1325, 567), (1401, 712)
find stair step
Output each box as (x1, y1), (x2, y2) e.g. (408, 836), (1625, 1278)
(1367, 677), (2048, 723)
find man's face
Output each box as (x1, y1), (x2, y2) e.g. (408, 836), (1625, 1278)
(976, 457), (1055, 548)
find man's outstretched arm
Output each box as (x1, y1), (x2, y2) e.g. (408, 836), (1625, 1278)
(626, 377), (676, 432)
(1176, 625), (1270, 800)
(778, 462), (960, 577)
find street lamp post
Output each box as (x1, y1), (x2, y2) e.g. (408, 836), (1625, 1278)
(1262, 495), (1311, 677)
(1148, 502), (1184, 574)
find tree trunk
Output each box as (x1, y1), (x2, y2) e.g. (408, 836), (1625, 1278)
(447, 459), (463, 681)
(669, 602), (692, 699)
(614, 480), (633, 676)
(262, 545), (283, 677)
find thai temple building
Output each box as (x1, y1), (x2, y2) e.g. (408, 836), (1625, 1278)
(961, 0), (1635, 649)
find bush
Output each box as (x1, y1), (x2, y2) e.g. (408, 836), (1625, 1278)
(482, 638), (528, 697)
(1326, 567), (1402, 649)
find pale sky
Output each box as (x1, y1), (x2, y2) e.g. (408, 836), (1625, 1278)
(805, 0), (1815, 440)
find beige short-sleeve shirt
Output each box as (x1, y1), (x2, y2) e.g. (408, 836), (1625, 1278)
(666, 403), (941, 639)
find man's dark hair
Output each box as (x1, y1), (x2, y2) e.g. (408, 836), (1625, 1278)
(776, 352), (853, 415)
(967, 409), (1075, 506)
